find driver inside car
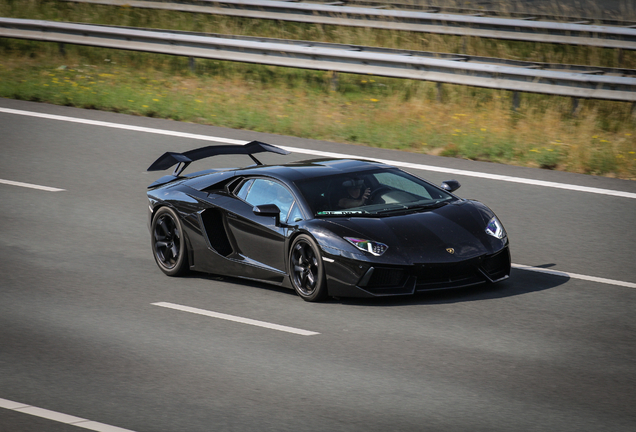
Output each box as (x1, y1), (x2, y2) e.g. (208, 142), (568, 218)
(338, 178), (371, 209)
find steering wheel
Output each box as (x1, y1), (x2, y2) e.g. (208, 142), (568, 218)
(368, 186), (392, 204)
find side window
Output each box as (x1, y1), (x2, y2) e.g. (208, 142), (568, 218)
(287, 202), (304, 224)
(244, 179), (296, 222)
(235, 179), (254, 201)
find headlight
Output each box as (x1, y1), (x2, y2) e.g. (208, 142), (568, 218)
(485, 216), (505, 239)
(344, 237), (388, 256)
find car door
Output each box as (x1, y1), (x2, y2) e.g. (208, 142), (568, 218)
(224, 178), (297, 274)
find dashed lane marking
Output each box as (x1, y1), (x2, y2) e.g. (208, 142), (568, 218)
(152, 302), (320, 335)
(0, 397), (136, 431)
(0, 178), (65, 192)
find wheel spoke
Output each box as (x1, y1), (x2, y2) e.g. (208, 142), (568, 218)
(163, 245), (173, 260)
(154, 226), (165, 239)
(294, 245), (304, 264)
(304, 251), (313, 266)
(301, 272), (311, 291)
(169, 244), (179, 260)
(306, 271), (316, 287)
(155, 241), (168, 248)
(158, 219), (170, 237)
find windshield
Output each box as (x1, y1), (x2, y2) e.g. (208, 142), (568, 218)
(295, 168), (456, 217)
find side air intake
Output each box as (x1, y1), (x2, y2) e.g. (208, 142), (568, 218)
(200, 208), (233, 257)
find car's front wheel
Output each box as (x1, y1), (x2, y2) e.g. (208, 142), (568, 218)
(151, 206), (189, 276)
(289, 234), (327, 302)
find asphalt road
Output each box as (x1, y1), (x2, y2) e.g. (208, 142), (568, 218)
(1, 98), (635, 432)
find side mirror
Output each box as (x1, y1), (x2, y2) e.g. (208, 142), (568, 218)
(441, 180), (461, 193)
(252, 204), (281, 226)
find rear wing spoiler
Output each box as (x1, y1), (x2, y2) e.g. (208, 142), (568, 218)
(147, 141), (291, 176)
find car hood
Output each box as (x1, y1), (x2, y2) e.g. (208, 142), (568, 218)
(322, 200), (500, 264)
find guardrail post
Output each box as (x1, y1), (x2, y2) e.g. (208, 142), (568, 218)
(330, 71), (338, 92)
(436, 82), (443, 102)
(189, 57), (196, 72)
(571, 97), (581, 117)
(631, 102), (636, 120)
(59, 43), (66, 57)
(512, 91), (520, 111)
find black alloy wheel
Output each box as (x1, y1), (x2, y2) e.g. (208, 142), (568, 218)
(152, 206), (189, 276)
(289, 234), (327, 302)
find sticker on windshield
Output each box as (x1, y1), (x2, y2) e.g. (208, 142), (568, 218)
(318, 210), (364, 215)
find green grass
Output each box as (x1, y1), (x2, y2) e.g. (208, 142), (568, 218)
(1, 0), (636, 178)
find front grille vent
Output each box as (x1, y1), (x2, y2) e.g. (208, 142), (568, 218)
(413, 261), (483, 291)
(480, 250), (511, 281)
(366, 268), (406, 288)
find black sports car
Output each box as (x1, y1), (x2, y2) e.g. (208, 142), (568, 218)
(147, 141), (510, 301)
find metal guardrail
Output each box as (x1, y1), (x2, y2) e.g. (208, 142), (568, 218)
(164, 31), (636, 77)
(63, 0), (636, 50)
(1, 18), (635, 102)
(310, 0), (636, 28)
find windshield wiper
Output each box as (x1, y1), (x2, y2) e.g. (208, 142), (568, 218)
(372, 205), (409, 215)
(408, 200), (450, 211)
(373, 200), (450, 215)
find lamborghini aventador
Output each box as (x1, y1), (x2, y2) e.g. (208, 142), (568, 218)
(147, 141), (510, 301)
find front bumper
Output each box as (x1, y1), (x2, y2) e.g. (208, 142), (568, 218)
(325, 247), (511, 298)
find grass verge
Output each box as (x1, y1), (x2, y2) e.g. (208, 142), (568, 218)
(1, 0), (635, 178)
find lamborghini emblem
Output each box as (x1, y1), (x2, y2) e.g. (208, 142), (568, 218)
(446, 248), (455, 254)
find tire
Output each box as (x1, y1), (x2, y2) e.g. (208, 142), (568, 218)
(289, 234), (327, 302)
(151, 206), (189, 276)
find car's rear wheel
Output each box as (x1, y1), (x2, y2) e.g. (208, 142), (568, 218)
(152, 206), (189, 276)
(289, 234), (327, 302)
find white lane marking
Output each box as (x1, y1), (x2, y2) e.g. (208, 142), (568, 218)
(0, 107), (245, 144)
(512, 264), (636, 289)
(0, 397), (136, 432)
(2, 107), (635, 199)
(0, 178), (65, 192)
(152, 302), (320, 336)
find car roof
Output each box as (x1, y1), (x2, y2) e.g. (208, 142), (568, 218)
(184, 158), (394, 190)
(236, 158), (392, 181)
